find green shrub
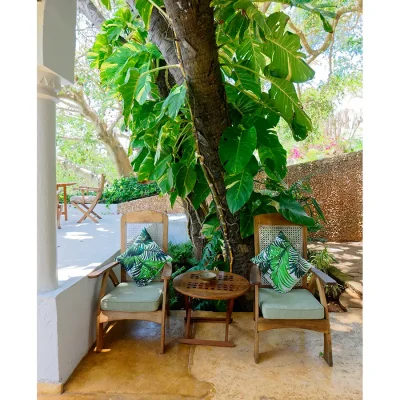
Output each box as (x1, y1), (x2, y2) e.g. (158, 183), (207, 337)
(101, 176), (160, 205)
(167, 241), (197, 309)
(309, 247), (337, 273)
(168, 241), (197, 268)
(309, 247), (343, 300)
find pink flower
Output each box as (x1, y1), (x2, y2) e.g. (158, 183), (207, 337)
(290, 148), (301, 159)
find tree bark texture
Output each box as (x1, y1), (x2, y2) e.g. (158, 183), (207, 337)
(78, 0), (106, 30)
(183, 199), (206, 260)
(163, 0), (254, 277)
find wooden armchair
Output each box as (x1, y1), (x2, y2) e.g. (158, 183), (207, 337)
(250, 213), (337, 366)
(88, 210), (171, 354)
(70, 174), (105, 223)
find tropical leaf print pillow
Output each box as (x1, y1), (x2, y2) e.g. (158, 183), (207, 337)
(116, 227), (172, 287)
(251, 231), (312, 293)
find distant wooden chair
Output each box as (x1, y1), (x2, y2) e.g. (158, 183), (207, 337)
(70, 174), (105, 223)
(250, 213), (337, 366)
(88, 210), (171, 354)
(56, 189), (62, 229)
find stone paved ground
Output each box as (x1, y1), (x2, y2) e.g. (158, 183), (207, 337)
(38, 310), (362, 400)
(308, 242), (363, 309)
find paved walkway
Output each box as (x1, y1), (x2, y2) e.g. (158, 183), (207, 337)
(38, 309), (362, 400)
(309, 242), (363, 309)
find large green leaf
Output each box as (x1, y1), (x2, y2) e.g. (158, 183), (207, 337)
(262, 12), (315, 83)
(225, 156), (258, 214)
(135, 67), (152, 105)
(239, 207), (254, 238)
(131, 147), (148, 170)
(219, 125), (257, 174)
(201, 213), (220, 239)
(191, 165), (210, 209)
(136, 0), (153, 30)
(157, 167), (173, 193)
(265, 71), (312, 140)
(151, 154), (171, 181)
(87, 34), (112, 69)
(118, 68), (139, 125)
(233, 67), (261, 97)
(254, 117), (287, 181)
(161, 85), (187, 119)
(100, 0), (111, 11)
(233, 1), (269, 34)
(236, 37), (266, 73)
(100, 43), (143, 84)
(174, 164), (197, 198)
(275, 195), (315, 226)
(137, 151), (155, 181)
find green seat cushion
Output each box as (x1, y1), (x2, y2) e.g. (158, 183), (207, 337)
(116, 227), (172, 287)
(101, 282), (164, 312)
(251, 231), (312, 293)
(259, 288), (324, 319)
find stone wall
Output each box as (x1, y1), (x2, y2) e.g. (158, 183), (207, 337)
(285, 151), (362, 241)
(118, 151), (363, 242)
(117, 194), (185, 215)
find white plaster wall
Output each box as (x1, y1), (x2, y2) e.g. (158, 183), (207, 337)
(168, 214), (190, 244)
(40, 0), (77, 84)
(37, 296), (60, 382)
(56, 275), (100, 381)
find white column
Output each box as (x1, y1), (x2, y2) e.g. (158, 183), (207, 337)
(37, 68), (61, 292)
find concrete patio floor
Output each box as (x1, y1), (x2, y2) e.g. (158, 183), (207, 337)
(38, 309), (362, 400)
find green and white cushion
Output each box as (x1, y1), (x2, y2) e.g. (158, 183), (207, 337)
(116, 227), (172, 287)
(251, 231), (312, 294)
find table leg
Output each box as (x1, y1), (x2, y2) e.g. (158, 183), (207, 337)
(184, 296), (192, 339)
(63, 185), (68, 220)
(178, 297), (235, 347)
(225, 298), (234, 342)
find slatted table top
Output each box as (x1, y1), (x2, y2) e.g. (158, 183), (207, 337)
(173, 270), (250, 300)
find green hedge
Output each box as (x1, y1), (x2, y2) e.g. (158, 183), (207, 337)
(101, 176), (160, 205)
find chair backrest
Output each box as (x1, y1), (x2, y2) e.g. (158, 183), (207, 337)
(120, 210), (169, 282)
(254, 213), (308, 287)
(96, 174), (106, 198)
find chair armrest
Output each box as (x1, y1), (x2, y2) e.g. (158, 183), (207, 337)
(250, 263), (261, 286)
(88, 261), (120, 278)
(161, 262), (172, 280)
(310, 267), (337, 286)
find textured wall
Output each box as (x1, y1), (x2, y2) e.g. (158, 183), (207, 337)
(118, 151), (363, 242)
(285, 151), (363, 242)
(117, 194), (185, 215)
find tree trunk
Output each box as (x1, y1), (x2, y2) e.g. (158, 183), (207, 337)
(78, 0), (105, 30)
(183, 199), (206, 260)
(100, 132), (133, 177)
(163, 0), (254, 277)
(59, 91), (133, 178)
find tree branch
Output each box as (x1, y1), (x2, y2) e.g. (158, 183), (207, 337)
(286, 0), (363, 64)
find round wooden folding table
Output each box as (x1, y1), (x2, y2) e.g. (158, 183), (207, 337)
(173, 270), (250, 347)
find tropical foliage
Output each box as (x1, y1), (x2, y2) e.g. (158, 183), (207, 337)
(89, 3), (319, 233)
(80, 0), (362, 278)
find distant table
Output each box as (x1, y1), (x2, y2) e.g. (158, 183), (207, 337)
(173, 270), (250, 347)
(56, 182), (76, 221)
